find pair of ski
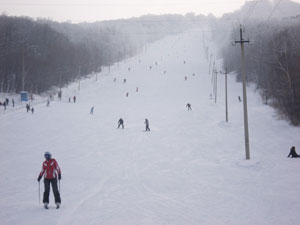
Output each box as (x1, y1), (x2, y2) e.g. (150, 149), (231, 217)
(44, 203), (60, 209)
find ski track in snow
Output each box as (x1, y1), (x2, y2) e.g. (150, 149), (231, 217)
(1, 32), (300, 225)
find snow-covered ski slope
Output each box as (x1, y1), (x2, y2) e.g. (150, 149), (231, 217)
(1, 32), (300, 225)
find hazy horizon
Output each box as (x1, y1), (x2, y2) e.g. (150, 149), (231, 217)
(1, 0), (300, 23)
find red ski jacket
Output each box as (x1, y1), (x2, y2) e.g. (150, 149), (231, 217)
(39, 158), (61, 179)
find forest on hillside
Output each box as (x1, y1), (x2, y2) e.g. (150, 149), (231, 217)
(0, 13), (205, 94)
(210, 0), (300, 125)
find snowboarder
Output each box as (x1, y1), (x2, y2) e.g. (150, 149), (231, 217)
(287, 146), (300, 158)
(118, 118), (124, 129)
(90, 106), (94, 114)
(37, 152), (61, 209)
(73, 96), (76, 103)
(145, 119), (150, 131)
(186, 103), (192, 111)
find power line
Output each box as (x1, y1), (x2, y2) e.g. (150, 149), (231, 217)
(243, 0), (260, 24)
(266, 0), (282, 21)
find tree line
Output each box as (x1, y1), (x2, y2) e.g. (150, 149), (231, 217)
(0, 13), (204, 94)
(219, 20), (300, 125)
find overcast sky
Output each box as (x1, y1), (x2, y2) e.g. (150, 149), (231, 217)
(1, 0), (300, 23)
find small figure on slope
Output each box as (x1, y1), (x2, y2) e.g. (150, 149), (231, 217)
(118, 118), (124, 129)
(37, 152), (62, 209)
(90, 106), (94, 115)
(145, 119), (150, 131)
(287, 146), (300, 158)
(186, 103), (192, 111)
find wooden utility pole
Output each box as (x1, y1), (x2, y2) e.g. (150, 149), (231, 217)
(78, 66), (81, 91)
(208, 54), (213, 75)
(220, 68), (229, 122)
(235, 25), (250, 160)
(214, 69), (218, 104)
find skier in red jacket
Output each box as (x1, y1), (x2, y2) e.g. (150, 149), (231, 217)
(37, 152), (61, 209)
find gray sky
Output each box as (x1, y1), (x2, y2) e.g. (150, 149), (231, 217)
(1, 0), (300, 22)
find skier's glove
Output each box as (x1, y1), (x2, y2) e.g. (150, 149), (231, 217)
(58, 174), (61, 180)
(37, 176), (42, 182)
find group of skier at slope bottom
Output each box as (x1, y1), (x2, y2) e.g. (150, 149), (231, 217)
(118, 118), (150, 131)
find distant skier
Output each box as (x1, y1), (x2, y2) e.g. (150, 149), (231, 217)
(90, 106), (94, 115)
(145, 119), (150, 131)
(186, 103), (192, 111)
(128, 67), (131, 71)
(58, 91), (62, 100)
(185, 76), (187, 81)
(114, 77), (116, 82)
(46, 99), (50, 107)
(210, 93), (212, 99)
(73, 96), (76, 103)
(238, 96), (242, 102)
(192, 73), (195, 76)
(136, 87), (139, 92)
(26, 104), (30, 112)
(12, 99), (14, 107)
(3, 102), (6, 110)
(126, 92), (129, 97)
(287, 146), (300, 158)
(149, 66), (152, 70)
(164, 70), (166, 74)
(5, 98), (9, 106)
(155, 62), (158, 66)
(31, 107), (34, 114)
(37, 152), (62, 209)
(123, 78), (127, 83)
(183, 60), (186, 64)
(68, 97), (71, 103)
(118, 118), (124, 129)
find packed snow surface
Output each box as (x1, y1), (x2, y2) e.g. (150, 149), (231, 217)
(1, 32), (300, 225)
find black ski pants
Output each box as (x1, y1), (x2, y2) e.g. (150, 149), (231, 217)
(146, 125), (150, 131)
(43, 178), (61, 204)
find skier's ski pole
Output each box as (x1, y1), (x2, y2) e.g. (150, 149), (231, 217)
(38, 182), (40, 205)
(59, 180), (61, 193)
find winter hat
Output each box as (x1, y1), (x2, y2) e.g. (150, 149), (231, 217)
(44, 152), (52, 159)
